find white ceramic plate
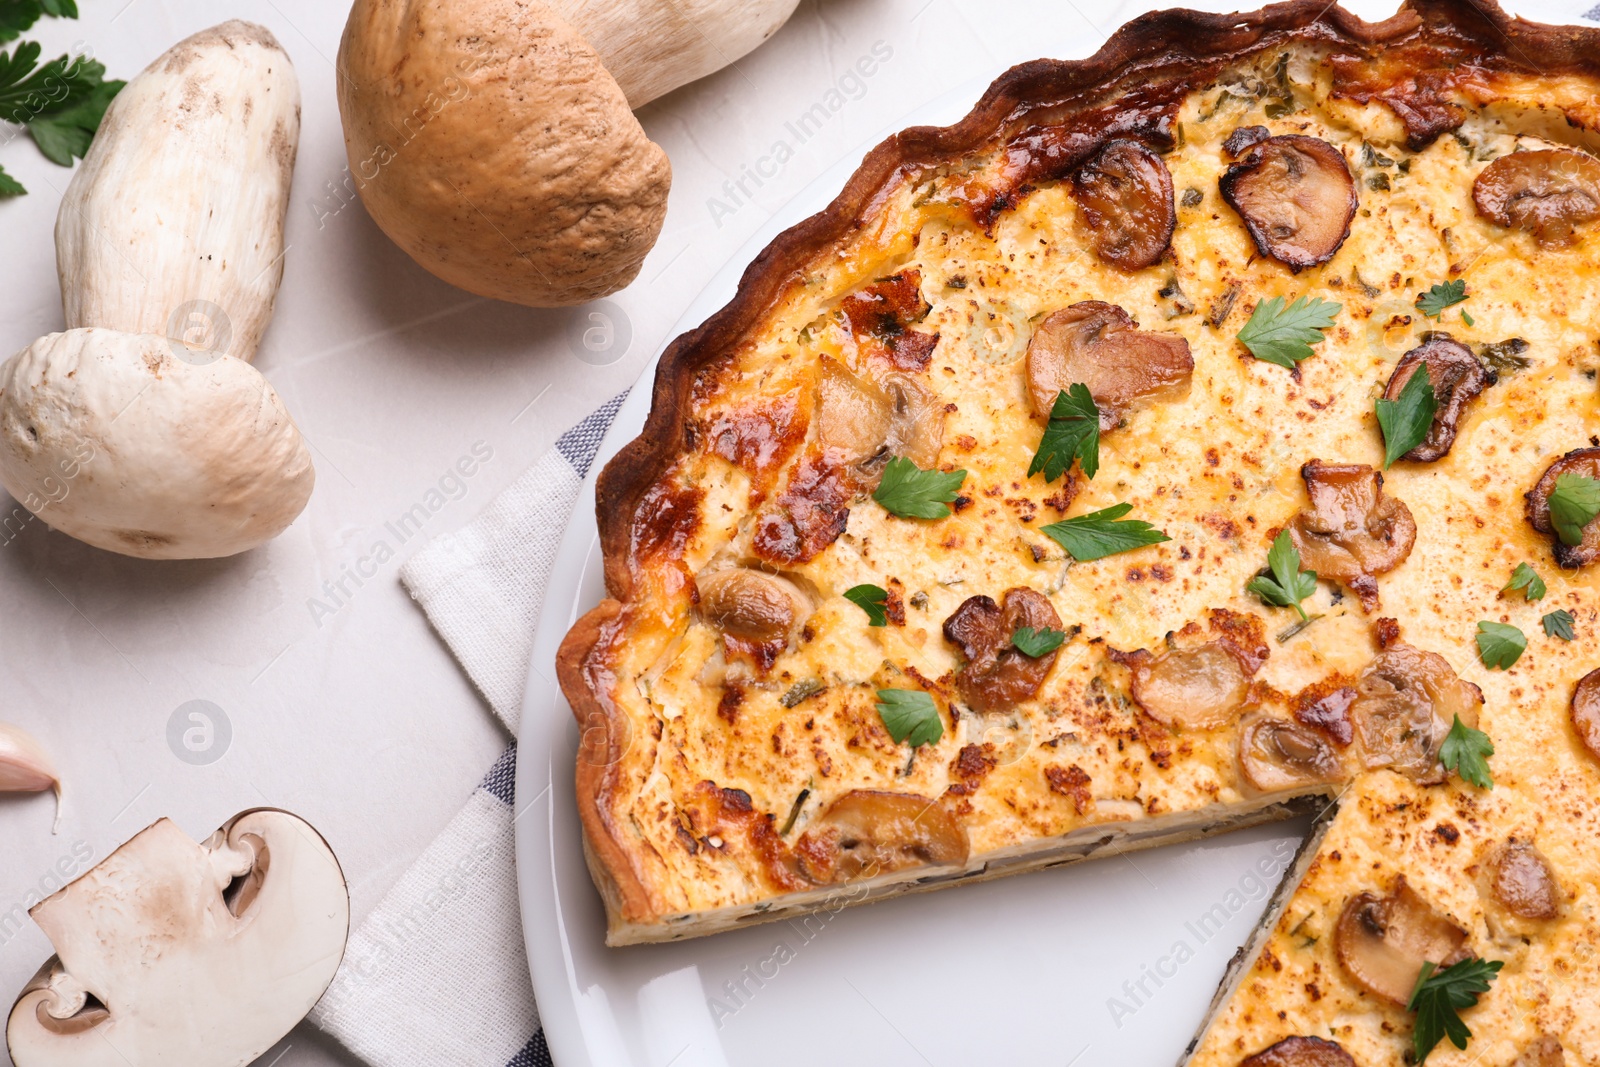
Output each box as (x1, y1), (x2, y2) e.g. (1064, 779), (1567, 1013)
(514, 66), (1316, 1067)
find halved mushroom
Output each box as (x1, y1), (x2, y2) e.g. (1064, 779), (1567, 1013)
(1526, 449), (1600, 568)
(943, 588), (1064, 713)
(1288, 461), (1416, 611)
(697, 566), (814, 647)
(1025, 301), (1192, 427)
(1335, 876), (1469, 1004)
(1239, 1035), (1357, 1067)
(1513, 1035), (1567, 1067)
(1238, 713), (1347, 793)
(1123, 612), (1268, 731)
(817, 356), (943, 481)
(1473, 149), (1600, 246)
(1349, 644), (1483, 784)
(1382, 334), (1492, 462)
(1573, 669), (1600, 765)
(1071, 139), (1176, 271)
(793, 790), (969, 884)
(7, 810), (348, 1067)
(1482, 841), (1561, 922)
(1220, 134), (1358, 270)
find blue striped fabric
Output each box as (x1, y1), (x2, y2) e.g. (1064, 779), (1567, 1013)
(504, 1030), (554, 1067)
(481, 743), (517, 807)
(555, 393), (628, 479)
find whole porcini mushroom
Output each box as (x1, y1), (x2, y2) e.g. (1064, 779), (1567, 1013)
(336, 0), (799, 307)
(7, 809), (348, 1067)
(0, 22), (313, 560)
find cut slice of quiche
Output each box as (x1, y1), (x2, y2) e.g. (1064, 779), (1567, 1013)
(558, 0), (1600, 1059)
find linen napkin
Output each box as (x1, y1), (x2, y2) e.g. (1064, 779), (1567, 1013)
(309, 394), (627, 1067)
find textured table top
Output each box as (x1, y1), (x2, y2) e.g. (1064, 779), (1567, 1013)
(0, 0), (1569, 1063)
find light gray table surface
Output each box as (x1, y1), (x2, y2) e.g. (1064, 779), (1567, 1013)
(0, 0), (1569, 1064)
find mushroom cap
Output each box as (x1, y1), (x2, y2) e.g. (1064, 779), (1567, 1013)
(1071, 138), (1176, 271)
(1526, 448), (1600, 568)
(0, 329), (314, 559)
(56, 21), (300, 364)
(1382, 333), (1492, 463)
(1025, 301), (1193, 427)
(942, 588), (1064, 713)
(696, 566), (814, 643)
(7, 809), (348, 1067)
(1334, 875), (1469, 1004)
(1473, 148), (1600, 245)
(336, 0), (672, 307)
(1220, 134), (1358, 271)
(818, 356), (944, 479)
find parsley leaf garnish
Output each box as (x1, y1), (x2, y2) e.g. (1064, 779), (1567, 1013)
(1012, 626), (1066, 657)
(1029, 384), (1099, 482)
(0, 0), (74, 45)
(1407, 957), (1503, 1064)
(1502, 562), (1546, 602)
(1439, 714), (1494, 788)
(1548, 472), (1600, 546)
(26, 75), (121, 166)
(1475, 621), (1526, 670)
(1416, 278), (1468, 319)
(1542, 608), (1576, 641)
(0, 7), (123, 198)
(1237, 295), (1341, 369)
(872, 457), (966, 519)
(1040, 503), (1170, 562)
(875, 689), (943, 748)
(844, 584), (889, 627)
(1246, 530), (1318, 621)
(1375, 362), (1436, 468)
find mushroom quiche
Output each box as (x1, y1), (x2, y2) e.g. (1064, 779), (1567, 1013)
(558, 0), (1600, 1060)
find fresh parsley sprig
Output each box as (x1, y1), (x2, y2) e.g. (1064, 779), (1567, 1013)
(1040, 503), (1170, 562)
(1548, 472), (1600, 546)
(1476, 621), (1526, 670)
(1439, 715), (1494, 788)
(875, 689), (943, 748)
(1375, 363), (1436, 468)
(0, 13), (123, 197)
(844, 584), (889, 626)
(873, 457), (966, 520)
(1012, 626), (1066, 657)
(1237, 295), (1341, 369)
(1416, 278), (1467, 319)
(0, 1), (77, 46)
(1029, 384), (1099, 482)
(1502, 562), (1546, 602)
(1246, 530), (1318, 621)
(1543, 608), (1576, 641)
(1407, 957), (1503, 1064)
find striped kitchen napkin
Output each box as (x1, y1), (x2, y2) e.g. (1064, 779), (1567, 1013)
(309, 394), (628, 1067)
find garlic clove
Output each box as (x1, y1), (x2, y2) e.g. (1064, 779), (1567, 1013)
(0, 722), (63, 832)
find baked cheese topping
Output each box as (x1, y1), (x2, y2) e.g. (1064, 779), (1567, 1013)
(566, 13), (1600, 1063)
